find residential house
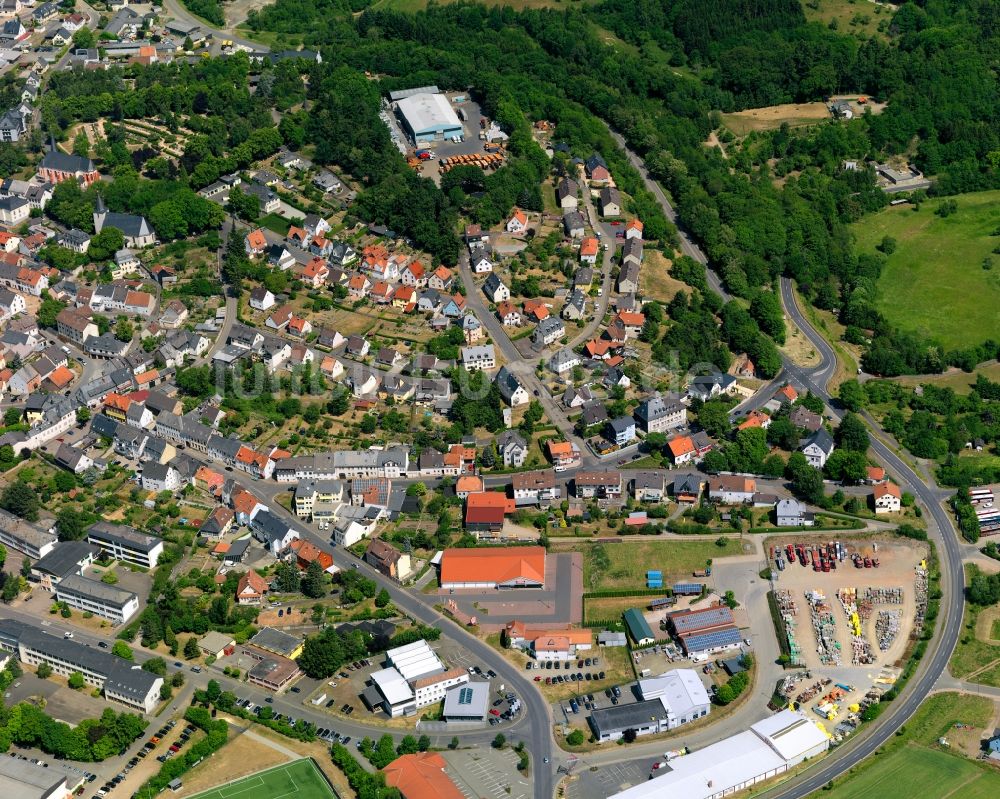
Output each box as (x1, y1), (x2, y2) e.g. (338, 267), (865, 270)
(497, 429), (528, 468)
(789, 405), (822, 432)
(625, 219), (643, 239)
(462, 344), (495, 372)
(617, 262), (640, 294)
(563, 211), (585, 238)
(708, 475), (756, 505)
(667, 435), (696, 466)
(634, 394), (686, 434)
(533, 317), (565, 347)
(556, 177), (579, 210)
(575, 471), (623, 500)
(607, 416), (636, 446)
(776, 499), (814, 527)
(599, 186), (622, 217)
(429, 266), (453, 292)
(548, 440), (582, 471)
(579, 237), (599, 265)
(236, 571), (268, 605)
(632, 471), (667, 502)
(873, 482), (901, 514)
(506, 207), (528, 235)
(512, 470), (561, 506)
(585, 154), (610, 183)
(483, 273), (510, 303)
(365, 539), (413, 583)
(496, 365), (529, 407)
(800, 428), (835, 469)
(244, 228), (267, 256)
(496, 300), (522, 326)
(462, 313), (483, 344)
(249, 287), (276, 311)
(548, 347), (580, 375)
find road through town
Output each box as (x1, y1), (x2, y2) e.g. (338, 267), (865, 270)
(603, 130), (964, 799)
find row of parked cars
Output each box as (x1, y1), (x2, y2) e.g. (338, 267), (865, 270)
(526, 657), (601, 670)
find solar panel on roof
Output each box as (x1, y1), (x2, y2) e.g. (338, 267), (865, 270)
(458, 687), (473, 705)
(682, 627), (742, 652)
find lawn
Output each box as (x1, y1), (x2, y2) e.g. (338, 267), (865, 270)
(259, 213), (291, 236)
(853, 190), (1000, 350)
(640, 250), (688, 303)
(185, 759), (335, 799)
(584, 595), (666, 624)
(825, 692), (1000, 798)
(578, 539), (736, 591)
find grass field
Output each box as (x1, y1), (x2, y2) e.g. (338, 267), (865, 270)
(721, 103), (830, 136)
(853, 190), (1000, 350)
(895, 361), (1000, 392)
(825, 692), (1000, 799)
(259, 213), (291, 236)
(802, 0), (887, 39)
(949, 589), (1000, 687)
(579, 539), (737, 591)
(185, 760), (335, 799)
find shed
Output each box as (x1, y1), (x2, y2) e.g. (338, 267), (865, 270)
(624, 608), (654, 646)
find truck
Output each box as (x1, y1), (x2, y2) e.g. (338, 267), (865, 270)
(692, 568), (711, 578)
(312, 693), (327, 706)
(484, 142), (503, 153)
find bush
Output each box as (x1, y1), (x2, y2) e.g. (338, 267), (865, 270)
(566, 729), (585, 746)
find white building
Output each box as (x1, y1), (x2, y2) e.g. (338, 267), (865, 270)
(86, 523), (164, 568)
(607, 710), (829, 799)
(0, 618), (162, 713)
(54, 574), (140, 625)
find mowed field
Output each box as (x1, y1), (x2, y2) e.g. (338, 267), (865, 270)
(825, 692), (1000, 799)
(577, 539), (744, 592)
(185, 760), (335, 799)
(853, 190), (1000, 350)
(720, 103), (830, 135)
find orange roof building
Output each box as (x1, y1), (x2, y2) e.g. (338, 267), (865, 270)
(867, 466), (886, 483)
(738, 410), (771, 431)
(236, 571), (268, 605)
(44, 365), (74, 389)
(667, 435), (696, 462)
(439, 546), (546, 589)
(383, 753), (465, 799)
(777, 384), (799, 404)
(580, 237), (599, 259)
(455, 475), (484, 496)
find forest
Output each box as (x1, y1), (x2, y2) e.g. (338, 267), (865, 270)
(240, 0), (1000, 375)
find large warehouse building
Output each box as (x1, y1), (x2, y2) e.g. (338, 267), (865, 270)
(608, 710), (830, 799)
(438, 546), (546, 589)
(395, 90), (463, 144)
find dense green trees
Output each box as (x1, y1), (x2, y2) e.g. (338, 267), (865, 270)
(0, 703), (145, 761)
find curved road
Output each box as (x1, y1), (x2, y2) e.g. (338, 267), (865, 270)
(603, 129), (963, 799)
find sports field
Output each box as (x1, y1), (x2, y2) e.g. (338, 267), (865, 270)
(185, 759), (336, 799)
(853, 190), (1000, 349)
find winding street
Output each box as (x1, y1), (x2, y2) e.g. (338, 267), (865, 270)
(600, 130), (964, 799)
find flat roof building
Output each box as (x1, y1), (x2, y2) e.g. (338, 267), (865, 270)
(442, 681), (490, 721)
(395, 92), (463, 143)
(246, 652), (301, 692)
(248, 627), (303, 660)
(54, 573), (139, 625)
(87, 522), (163, 568)
(0, 757), (70, 799)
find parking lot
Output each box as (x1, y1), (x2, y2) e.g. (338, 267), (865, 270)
(567, 758), (650, 799)
(444, 747), (530, 799)
(3, 672), (110, 726)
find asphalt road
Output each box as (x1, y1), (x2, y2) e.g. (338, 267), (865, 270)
(599, 132), (964, 799)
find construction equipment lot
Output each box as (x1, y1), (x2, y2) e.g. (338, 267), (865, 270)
(767, 536), (928, 675)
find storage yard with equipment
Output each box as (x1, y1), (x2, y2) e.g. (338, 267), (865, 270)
(765, 536), (930, 729)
